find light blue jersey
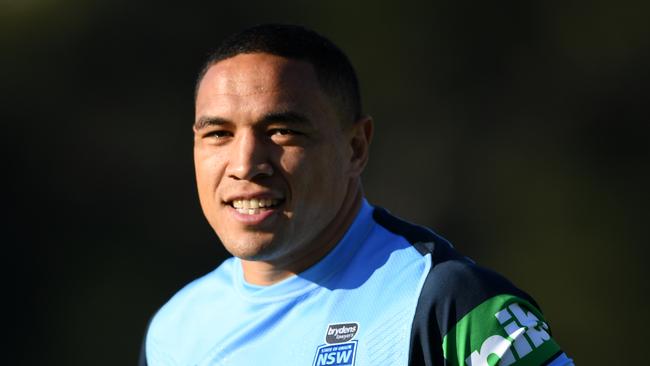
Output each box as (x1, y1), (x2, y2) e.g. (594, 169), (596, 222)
(142, 199), (572, 366)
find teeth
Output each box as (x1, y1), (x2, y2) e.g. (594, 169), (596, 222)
(234, 208), (263, 215)
(231, 198), (279, 214)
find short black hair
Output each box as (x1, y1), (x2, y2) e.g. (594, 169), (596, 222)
(196, 24), (362, 123)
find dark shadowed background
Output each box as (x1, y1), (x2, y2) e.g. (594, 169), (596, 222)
(3, 0), (648, 364)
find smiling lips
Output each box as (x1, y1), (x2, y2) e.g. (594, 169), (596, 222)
(231, 198), (281, 215)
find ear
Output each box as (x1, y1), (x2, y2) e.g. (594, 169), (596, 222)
(347, 115), (373, 177)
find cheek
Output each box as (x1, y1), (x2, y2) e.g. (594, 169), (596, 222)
(281, 146), (346, 195)
(194, 149), (226, 199)
(276, 146), (307, 179)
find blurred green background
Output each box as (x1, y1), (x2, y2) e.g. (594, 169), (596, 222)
(3, 0), (648, 364)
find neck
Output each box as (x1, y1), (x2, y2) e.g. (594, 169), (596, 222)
(241, 180), (364, 286)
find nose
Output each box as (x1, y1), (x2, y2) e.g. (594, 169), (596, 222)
(226, 130), (274, 181)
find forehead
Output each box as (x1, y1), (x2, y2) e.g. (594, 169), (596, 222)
(196, 53), (327, 116)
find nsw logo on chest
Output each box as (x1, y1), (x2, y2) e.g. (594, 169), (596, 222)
(312, 322), (359, 366)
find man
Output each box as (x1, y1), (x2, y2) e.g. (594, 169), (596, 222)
(140, 24), (573, 366)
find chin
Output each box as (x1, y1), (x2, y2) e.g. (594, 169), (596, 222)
(224, 237), (280, 261)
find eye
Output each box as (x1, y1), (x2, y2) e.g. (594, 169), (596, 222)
(268, 128), (305, 145)
(199, 129), (234, 145)
(270, 128), (299, 136)
(204, 130), (233, 139)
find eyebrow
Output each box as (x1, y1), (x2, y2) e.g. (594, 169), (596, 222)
(194, 116), (229, 130)
(194, 111), (312, 130)
(258, 111), (311, 126)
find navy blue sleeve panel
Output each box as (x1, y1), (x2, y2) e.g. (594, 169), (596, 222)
(423, 258), (539, 342)
(371, 207), (541, 366)
(407, 258), (541, 366)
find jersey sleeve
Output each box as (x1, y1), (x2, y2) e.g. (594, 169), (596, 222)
(370, 206), (572, 366)
(442, 294), (572, 365)
(408, 248), (573, 366)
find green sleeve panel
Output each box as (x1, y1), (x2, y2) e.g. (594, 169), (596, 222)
(442, 294), (562, 366)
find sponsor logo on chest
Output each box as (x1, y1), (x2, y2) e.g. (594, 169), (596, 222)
(313, 322), (359, 366)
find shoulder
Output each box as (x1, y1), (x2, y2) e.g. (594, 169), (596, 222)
(371, 206), (570, 365)
(144, 258), (236, 363)
(372, 205), (536, 327)
(153, 257), (236, 324)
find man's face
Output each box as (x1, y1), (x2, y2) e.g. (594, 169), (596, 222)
(194, 53), (358, 267)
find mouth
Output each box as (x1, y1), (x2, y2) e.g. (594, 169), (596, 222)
(228, 197), (283, 215)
